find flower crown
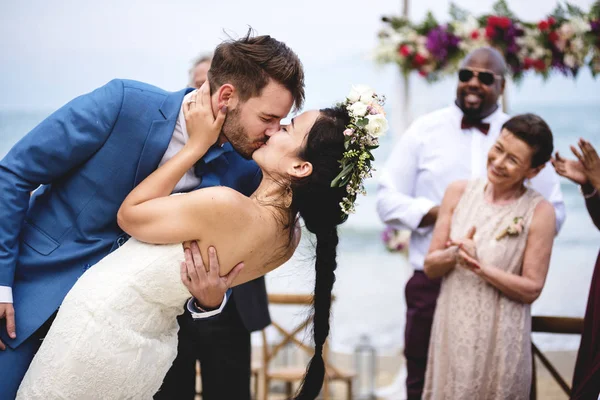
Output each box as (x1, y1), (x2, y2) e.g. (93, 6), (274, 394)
(331, 85), (389, 215)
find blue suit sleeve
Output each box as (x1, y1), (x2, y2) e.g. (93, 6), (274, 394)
(0, 79), (125, 288)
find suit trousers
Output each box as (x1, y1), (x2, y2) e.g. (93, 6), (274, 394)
(404, 270), (441, 400)
(0, 313), (56, 400)
(155, 295), (251, 400)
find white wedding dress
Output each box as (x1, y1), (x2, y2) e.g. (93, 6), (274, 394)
(17, 238), (190, 399)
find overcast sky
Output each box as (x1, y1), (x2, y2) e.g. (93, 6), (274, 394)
(1, 0), (598, 111)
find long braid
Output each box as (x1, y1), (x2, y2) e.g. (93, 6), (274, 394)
(287, 106), (350, 399)
(294, 227), (339, 400)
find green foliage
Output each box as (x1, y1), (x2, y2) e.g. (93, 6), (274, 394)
(590, 0), (600, 19)
(415, 11), (439, 35)
(492, 0), (516, 19)
(551, 3), (567, 21)
(449, 2), (469, 22)
(566, 2), (585, 17)
(381, 16), (410, 31)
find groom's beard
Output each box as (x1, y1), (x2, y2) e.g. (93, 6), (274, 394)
(221, 107), (259, 160)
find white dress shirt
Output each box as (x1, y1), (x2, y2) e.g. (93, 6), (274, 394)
(2, 92), (225, 318)
(376, 104), (566, 272)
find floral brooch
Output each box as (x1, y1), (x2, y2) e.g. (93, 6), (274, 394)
(495, 216), (525, 241)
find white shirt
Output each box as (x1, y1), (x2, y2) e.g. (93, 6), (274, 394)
(376, 104), (566, 272)
(2, 91), (225, 318)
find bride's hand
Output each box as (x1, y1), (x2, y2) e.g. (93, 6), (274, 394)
(183, 82), (227, 152)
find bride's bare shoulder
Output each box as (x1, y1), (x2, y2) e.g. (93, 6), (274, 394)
(188, 186), (256, 216)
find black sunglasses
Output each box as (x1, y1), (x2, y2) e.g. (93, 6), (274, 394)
(458, 68), (503, 86)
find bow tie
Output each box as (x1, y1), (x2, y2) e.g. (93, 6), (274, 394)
(461, 117), (490, 135)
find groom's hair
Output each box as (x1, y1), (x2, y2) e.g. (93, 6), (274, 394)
(208, 29), (305, 111)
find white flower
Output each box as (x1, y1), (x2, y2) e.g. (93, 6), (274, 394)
(571, 37), (585, 52)
(571, 17), (591, 35)
(559, 23), (575, 39)
(533, 46), (548, 59)
(452, 15), (479, 37)
(404, 28), (419, 42)
(365, 113), (389, 137)
(373, 43), (399, 64)
(348, 85), (375, 104)
(564, 54), (577, 68)
(348, 101), (368, 117)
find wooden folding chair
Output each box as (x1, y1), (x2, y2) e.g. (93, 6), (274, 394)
(261, 293), (355, 400)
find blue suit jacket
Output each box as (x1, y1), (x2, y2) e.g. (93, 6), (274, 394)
(0, 79), (268, 348)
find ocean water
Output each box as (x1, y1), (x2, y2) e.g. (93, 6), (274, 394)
(0, 102), (599, 354)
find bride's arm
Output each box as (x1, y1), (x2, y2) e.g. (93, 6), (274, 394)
(117, 86), (226, 241)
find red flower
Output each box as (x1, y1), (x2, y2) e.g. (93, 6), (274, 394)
(471, 30), (480, 40)
(413, 53), (427, 66)
(486, 25), (496, 39)
(399, 44), (413, 57)
(523, 58), (534, 69)
(548, 17), (556, 26)
(538, 20), (550, 31)
(418, 70), (428, 77)
(497, 17), (511, 29)
(548, 31), (559, 43)
(533, 59), (546, 71)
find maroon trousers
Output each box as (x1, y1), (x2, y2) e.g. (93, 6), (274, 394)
(404, 270), (442, 400)
(571, 251), (600, 400)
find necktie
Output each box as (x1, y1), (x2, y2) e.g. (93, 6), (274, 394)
(461, 116), (490, 135)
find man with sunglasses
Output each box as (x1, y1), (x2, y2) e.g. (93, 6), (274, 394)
(376, 47), (565, 400)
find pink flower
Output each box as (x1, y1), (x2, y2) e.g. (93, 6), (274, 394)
(343, 128), (354, 136)
(514, 224), (523, 234)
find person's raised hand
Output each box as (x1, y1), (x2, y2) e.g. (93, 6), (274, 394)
(183, 83), (227, 152)
(551, 151), (587, 186)
(575, 139), (600, 190)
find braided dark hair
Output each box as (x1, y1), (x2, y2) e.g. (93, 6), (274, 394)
(289, 106), (351, 399)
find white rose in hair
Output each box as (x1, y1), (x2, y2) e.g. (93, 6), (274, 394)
(348, 101), (368, 117)
(348, 85), (375, 104)
(366, 113), (389, 137)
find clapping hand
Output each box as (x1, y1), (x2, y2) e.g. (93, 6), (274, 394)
(447, 226), (483, 274)
(551, 138), (600, 190)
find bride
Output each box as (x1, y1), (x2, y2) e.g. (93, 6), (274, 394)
(17, 84), (387, 400)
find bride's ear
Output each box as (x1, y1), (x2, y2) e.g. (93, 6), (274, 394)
(215, 84), (239, 110)
(288, 160), (313, 179)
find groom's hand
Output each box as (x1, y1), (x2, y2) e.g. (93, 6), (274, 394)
(0, 303), (16, 350)
(180, 241), (244, 310)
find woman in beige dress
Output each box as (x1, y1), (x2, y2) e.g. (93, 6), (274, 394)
(422, 114), (557, 399)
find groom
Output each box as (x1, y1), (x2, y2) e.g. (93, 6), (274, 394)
(0, 32), (305, 398)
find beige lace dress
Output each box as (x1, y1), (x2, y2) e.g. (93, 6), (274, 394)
(423, 179), (543, 400)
